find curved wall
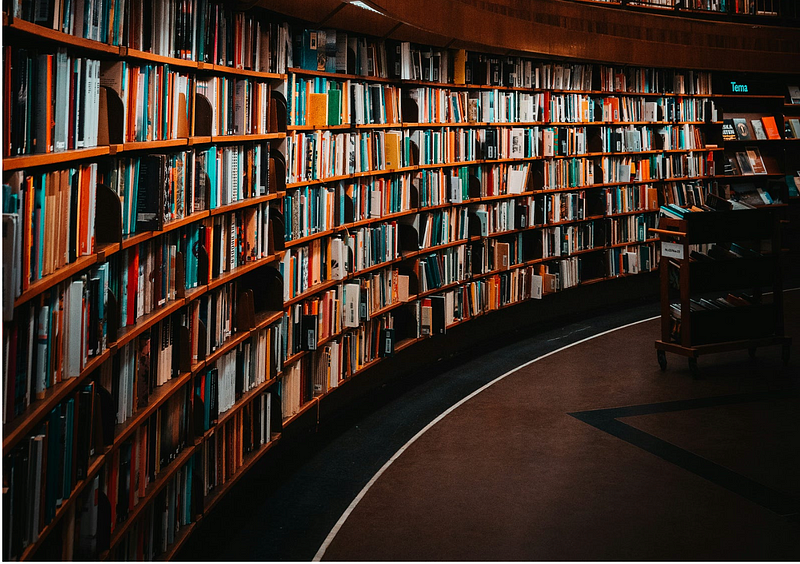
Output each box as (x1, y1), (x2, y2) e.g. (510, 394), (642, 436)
(259, 0), (800, 73)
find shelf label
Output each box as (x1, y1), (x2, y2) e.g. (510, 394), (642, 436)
(661, 242), (684, 259)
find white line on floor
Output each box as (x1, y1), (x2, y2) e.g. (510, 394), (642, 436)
(313, 314), (662, 561)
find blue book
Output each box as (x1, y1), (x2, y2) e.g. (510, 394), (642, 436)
(62, 399), (75, 500)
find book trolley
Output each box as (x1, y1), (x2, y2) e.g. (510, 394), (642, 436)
(652, 208), (791, 377)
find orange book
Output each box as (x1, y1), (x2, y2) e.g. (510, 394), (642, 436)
(79, 166), (92, 256)
(384, 132), (401, 170)
(305, 92), (328, 128)
(44, 54), (53, 153)
(761, 116), (781, 140)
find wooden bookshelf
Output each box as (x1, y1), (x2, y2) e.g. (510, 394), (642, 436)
(4, 2), (797, 561)
(652, 209), (791, 377)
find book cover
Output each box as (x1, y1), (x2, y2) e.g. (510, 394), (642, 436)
(788, 85), (800, 104)
(745, 146), (767, 175)
(750, 119), (766, 140)
(761, 116), (781, 140)
(735, 151), (754, 175)
(733, 118), (751, 140)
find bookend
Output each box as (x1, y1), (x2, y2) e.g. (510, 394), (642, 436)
(175, 250), (186, 300)
(106, 290), (119, 344)
(194, 93), (213, 137)
(237, 265), (284, 314)
(174, 324), (192, 374)
(95, 184), (123, 246)
(409, 180), (420, 208)
(177, 93), (190, 138)
(340, 192), (355, 225)
(398, 220), (420, 253)
(269, 149), (287, 192)
(468, 173), (481, 199)
(197, 320), (207, 362)
(268, 207), (286, 253)
(195, 236), (209, 286)
(270, 91), (287, 133)
(98, 86), (124, 145)
(401, 97), (419, 123)
(237, 289), (256, 331)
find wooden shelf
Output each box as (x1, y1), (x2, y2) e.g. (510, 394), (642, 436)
(3, 146), (111, 171)
(106, 447), (197, 554)
(3, 348), (112, 451)
(201, 436), (280, 516)
(122, 48), (199, 69)
(5, 17), (119, 54)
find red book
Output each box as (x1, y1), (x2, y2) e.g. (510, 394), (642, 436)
(761, 116), (781, 140)
(127, 250), (138, 326)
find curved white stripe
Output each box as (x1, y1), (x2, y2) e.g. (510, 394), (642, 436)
(313, 314), (660, 561)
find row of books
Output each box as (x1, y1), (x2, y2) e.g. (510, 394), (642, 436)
(289, 76), (402, 127)
(293, 26), (713, 95)
(109, 456), (195, 561)
(5, 48), (102, 156)
(541, 223), (598, 257)
(417, 245), (471, 292)
(4, 382), (114, 560)
(288, 81), (721, 131)
(607, 213), (658, 245)
(723, 147), (770, 176)
(11, 0), (291, 72)
(660, 180), (713, 208)
(416, 208), (471, 249)
(722, 116), (782, 141)
(597, 124), (708, 153)
(3, 165), (97, 301)
(196, 76), (273, 137)
(606, 243), (659, 276)
(605, 183), (660, 214)
(599, 66), (712, 96)
(100, 60), (192, 144)
(294, 29), (391, 79)
(435, 268), (545, 326)
(280, 223), (399, 300)
(282, 313), (396, 410)
(4, 273), (105, 422)
(105, 387), (190, 527)
(105, 142), (274, 236)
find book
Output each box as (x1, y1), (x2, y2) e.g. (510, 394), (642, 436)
(788, 119), (800, 139)
(733, 118), (751, 140)
(721, 119), (737, 141)
(736, 151), (754, 175)
(745, 146), (767, 175)
(760, 116), (781, 140)
(788, 85), (800, 104)
(732, 183), (767, 207)
(750, 119), (766, 140)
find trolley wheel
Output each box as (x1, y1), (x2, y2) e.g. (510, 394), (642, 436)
(657, 350), (667, 371)
(688, 357), (699, 379)
(748, 347), (757, 359)
(783, 344), (791, 367)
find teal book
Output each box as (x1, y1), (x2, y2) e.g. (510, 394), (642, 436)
(328, 89), (341, 126)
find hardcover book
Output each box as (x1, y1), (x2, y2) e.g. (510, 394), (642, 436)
(788, 85), (800, 104)
(745, 146), (767, 175)
(750, 119), (766, 140)
(760, 116), (781, 140)
(733, 118), (751, 140)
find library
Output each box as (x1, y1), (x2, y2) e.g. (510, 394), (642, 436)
(2, 0), (799, 560)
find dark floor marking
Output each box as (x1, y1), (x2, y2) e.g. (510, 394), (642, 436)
(570, 389), (800, 518)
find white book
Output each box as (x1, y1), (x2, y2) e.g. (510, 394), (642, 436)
(330, 238), (345, 280)
(343, 283), (360, 328)
(66, 280), (85, 378)
(3, 214), (20, 319)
